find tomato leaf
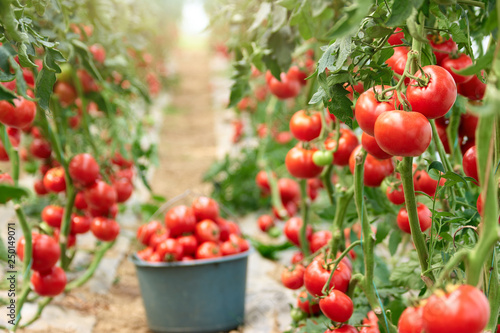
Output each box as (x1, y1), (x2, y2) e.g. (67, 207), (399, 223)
(455, 46), (494, 76)
(324, 83), (353, 128)
(386, 0), (424, 27)
(35, 47), (65, 111)
(388, 230), (401, 256)
(0, 184), (30, 204)
(249, 2), (271, 32)
(271, 4), (288, 32)
(365, 26), (393, 39)
(248, 238), (294, 260)
(0, 82), (18, 102)
(428, 161), (445, 174)
(227, 60), (250, 108)
(318, 35), (353, 74)
(326, 0), (373, 39)
(389, 252), (424, 289)
(290, 0), (313, 40)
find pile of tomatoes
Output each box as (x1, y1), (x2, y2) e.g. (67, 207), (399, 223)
(136, 196), (249, 262)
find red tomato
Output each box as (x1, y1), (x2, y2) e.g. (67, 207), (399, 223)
(31, 266), (67, 297)
(462, 146), (478, 182)
(195, 219), (221, 243)
(157, 238), (183, 262)
(266, 71), (301, 99)
(0, 97), (36, 129)
(41, 205), (64, 228)
(149, 230), (169, 250)
(278, 178), (300, 203)
(113, 178), (133, 203)
(304, 257), (351, 296)
(89, 44), (106, 63)
(164, 205), (196, 237)
(289, 110), (322, 141)
(441, 54), (474, 84)
(297, 291), (320, 315)
(17, 233), (60, 272)
(274, 131), (293, 144)
(70, 214), (91, 234)
(177, 235), (198, 256)
(0, 173), (13, 186)
(273, 200), (298, 220)
(388, 27), (404, 45)
(220, 239), (241, 256)
(30, 139), (52, 159)
(422, 285), (489, 333)
(34, 179), (49, 196)
(406, 65), (457, 119)
(195, 241), (221, 259)
(309, 230), (332, 253)
(137, 221), (163, 246)
(255, 170), (271, 194)
(458, 112), (478, 140)
(374, 111), (432, 157)
(43, 167), (66, 193)
(398, 306), (424, 333)
(281, 264), (305, 290)
(435, 119), (451, 154)
(319, 289), (354, 323)
(349, 146), (395, 187)
(90, 217), (120, 241)
(361, 132), (392, 160)
(428, 35), (458, 64)
(69, 153), (100, 187)
(397, 203), (432, 234)
(475, 193), (499, 224)
(84, 180), (117, 210)
(137, 247), (154, 261)
(226, 220), (242, 236)
(457, 74), (486, 101)
(88, 203), (118, 218)
(386, 46), (409, 77)
(354, 85), (395, 136)
(285, 147), (324, 179)
(148, 252), (162, 262)
(258, 214), (275, 232)
(345, 81), (365, 100)
(54, 81), (77, 106)
(52, 229), (76, 248)
(386, 183), (405, 205)
(287, 66), (308, 86)
(230, 234), (249, 252)
(111, 151), (133, 168)
(254, 85), (268, 102)
(284, 217), (313, 247)
(324, 128), (359, 166)
(77, 69), (99, 93)
(414, 170), (445, 197)
(291, 251), (304, 264)
(192, 196), (219, 221)
(325, 324), (358, 333)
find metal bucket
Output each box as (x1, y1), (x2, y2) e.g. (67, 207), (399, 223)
(131, 250), (250, 333)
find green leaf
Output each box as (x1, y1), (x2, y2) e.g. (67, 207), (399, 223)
(249, 2), (271, 32)
(365, 26), (393, 39)
(290, 0), (313, 40)
(264, 27), (295, 73)
(428, 161), (445, 174)
(456, 47), (494, 76)
(390, 252), (424, 289)
(309, 86), (326, 104)
(318, 35), (353, 74)
(0, 184), (30, 204)
(386, 0), (423, 27)
(325, 83), (353, 127)
(8, 57), (28, 99)
(448, 23), (468, 44)
(317, 205), (336, 220)
(248, 238), (294, 260)
(275, 0), (297, 10)
(375, 220), (391, 244)
(27, 0), (50, 15)
(35, 47), (65, 110)
(271, 5), (288, 33)
(228, 60), (251, 108)
(0, 83), (18, 101)
(72, 40), (102, 81)
(388, 231), (402, 256)
(327, 0), (373, 39)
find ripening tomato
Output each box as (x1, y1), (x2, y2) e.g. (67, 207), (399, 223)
(157, 238), (183, 262)
(69, 153), (100, 187)
(406, 65), (457, 119)
(349, 146), (395, 187)
(17, 233), (60, 272)
(289, 110), (322, 141)
(397, 202), (432, 234)
(441, 54), (473, 84)
(285, 147), (324, 179)
(0, 97), (36, 129)
(113, 178), (133, 203)
(31, 266), (67, 297)
(281, 264), (305, 290)
(287, 66), (308, 86)
(309, 230), (332, 253)
(374, 111), (432, 157)
(165, 205), (196, 237)
(195, 219), (221, 243)
(30, 139), (52, 159)
(319, 289), (354, 323)
(192, 196), (219, 221)
(196, 241), (221, 259)
(325, 324), (358, 333)
(458, 112), (478, 140)
(304, 257), (351, 296)
(361, 132), (392, 160)
(266, 71), (301, 99)
(428, 35), (458, 64)
(297, 291), (321, 315)
(398, 306), (424, 333)
(457, 73), (486, 101)
(324, 128), (359, 166)
(43, 167), (66, 193)
(462, 146), (478, 183)
(91, 217), (120, 241)
(354, 85), (395, 136)
(258, 214), (275, 232)
(41, 205), (64, 228)
(54, 81), (77, 106)
(386, 183), (405, 205)
(386, 46), (409, 77)
(388, 27), (404, 45)
(414, 170), (446, 197)
(278, 178), (301, 203)
(422, 285), (489, 333)
(284, 217), (313, 247)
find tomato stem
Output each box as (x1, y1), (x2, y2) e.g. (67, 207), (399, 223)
(329, 185), (354, 259)
(19, 297), (52, 329)
(299, 179), (310, 256)
(266, 167), (287, 219)
(322, 240), (361, 296)
(320, 164), (335, 205)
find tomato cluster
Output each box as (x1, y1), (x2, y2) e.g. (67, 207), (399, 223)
(136, 196), (249, 262)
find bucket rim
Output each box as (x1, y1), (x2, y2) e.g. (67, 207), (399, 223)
(130, 247), (252, 268)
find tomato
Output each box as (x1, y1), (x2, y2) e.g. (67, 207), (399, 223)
(441, 54), (474, 84)
(374, 111), (432, 157)
(148, 252), (162, 263)
(0, 97), (36, 129)
(226, 220), (242, 236)
(254, 85), (268, 102)
(195, 241), (221, 259)
(291, 251), (304, 264)
(284, 217), (313, 247)
(30, 139), (52, 159)
(136, 221), (162, 247)
(278, 178), (301, 203)
(309, 230), (332, 253)
(361, 132), (392, 160)
(388, 27), (404, 45)
(386, 183), (405, 205)
(232, 119), (244, 143)
(53, 229), (76, 248)
(84, 180), (117, 210)
(90, 217), (120, 241)
(428, 35), (458, 64)
(165, 205), (196, 237)
(220, 239), (241, 256)
(285, 147), (324, 179)
(274, 131), (293, 144)
(41, 205), (64, 228)
(281, 264), (305, 290)
(31, 266), (67, 296)
(398, 306), (424, 333)
(77, 69), (99, 93)
(113, 178), (133, 203)
(457, 73), (486, 101)
(157, 238), (183, 262)
(325, 324), (358, 333)
(54, 81), (77, 106)
(192, 196), (219, 221)
(17, 233), (60, 272)
(287, 66), (308, 86)
(137, 247), (154, 261)
(397, 203), (432, 234)
(111, 151), (133, 168)
(230, 234), (249, 252)
(90, 44), (106, 63)
(195, 219), (221, 243)
(174, 235), (196, 256)
(319, 289), (354, 323)
(43, 167), (66, 193)
(149, 230), (169, 250)
(458, 112), (478, 140)
(266, 71), (301, 99)
(307, 178), (323, 201)
(70, 214), (91, 234)
(297, 291), (320, 315)
(304, 257), (351, 296)
(345, 82), (365, 100)
(273, 200), (298, 220)
(349, 146), (395, 187)
(258, 214), (275, 232)
(406, 65), (457, 119)
(88, 202), (118, 218)
(289, 110), (322, 141)
(354, 85), (395, 136)
(69, 153), (100, 187)
(386, 46), (409, 77)
(414, 170), (445, 197)
(462, 145), (478, 182)
(255, 170), (271, 194)
(34, 179), (49, 195)
(422, 285), (489, 333)
(0, 173), (13, 185)
(324, 128), (359, 166)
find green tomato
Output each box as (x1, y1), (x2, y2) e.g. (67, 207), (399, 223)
(56, 64), (73, 83)
(312, 150), (333, 166)
(290, 308), (307, 322)
(267, 226), (281, 238)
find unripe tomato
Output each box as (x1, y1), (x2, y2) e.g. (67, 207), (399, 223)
(157, 238), (183, 262)
(441, 54), (474, 84)
(304, 257), (351, 296)
(17, 233), (60, 272)
(324, 128), (359, 166)
(91, 217), (120, 241)
(289, 110), (322, 141)
(284, 217), (313, 247)
(41, 205), (64, 228)
(297, 291), (320, 315)
(349, 146), (395, 187)
(192, 196), (219, 221)
(43, 167), (66, 193)
(31, 266), (67, 297)
(312, 150), (333, 166)
(0, 97), (36, 129)
(285, 147), (324, 179)
(281, 264), (305, 290)
(69, 153), (100, 187)
(164, 205), (196, 237)
(361, 132), (392, 160)
(398, 306), (424, 333)
(397, 203), (432, 234)
(354, 85), (395, 136)
(319, 289), (354, 323)
(462, 145), (478, 183)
